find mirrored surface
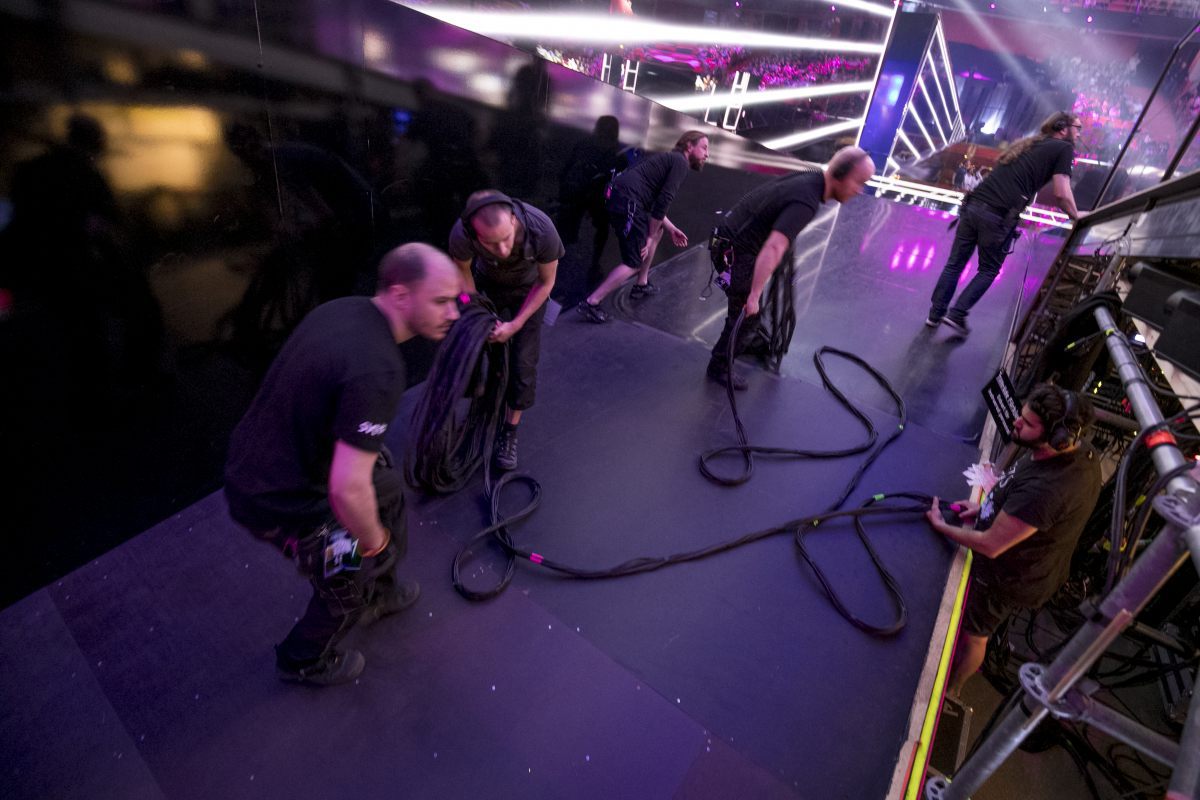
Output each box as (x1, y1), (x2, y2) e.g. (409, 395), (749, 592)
(0, 0), (790, 603)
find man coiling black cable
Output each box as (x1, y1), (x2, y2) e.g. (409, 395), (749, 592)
(706, 146), (875, 390)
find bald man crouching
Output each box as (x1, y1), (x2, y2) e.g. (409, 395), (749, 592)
(225, 243), (463, 686)
(707, 147), (876, 390)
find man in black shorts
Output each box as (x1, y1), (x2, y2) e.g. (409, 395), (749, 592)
(225, 243), (463, 686)
(706, 146), (875, 389)
(449, 190), (563, 470)
(926, 383), (1102, 697)
(928, 111), (1083, 335)
(576, 130), (709, 322)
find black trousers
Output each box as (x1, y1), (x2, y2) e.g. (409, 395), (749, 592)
(929, 201), (1017, 323)
(709, 253), (764, 370)
(243, 457), (408, 668)
(479, 280), (544, 411)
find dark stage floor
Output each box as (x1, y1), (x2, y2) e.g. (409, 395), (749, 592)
(1, 198), (1066, 799)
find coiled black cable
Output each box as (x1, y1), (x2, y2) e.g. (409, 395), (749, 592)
(406, 300), (508, 495)
(760, 258), (797, 373)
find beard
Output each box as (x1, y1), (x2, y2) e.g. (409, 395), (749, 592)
(1012, 432), (1047, 450)
(688, 154), (705, 171)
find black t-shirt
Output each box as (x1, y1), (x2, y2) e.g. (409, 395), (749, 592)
(224, 297), (406, 528)
(610, 150), (689, 220)
(973, 443), (1102, 606)
(722, 170), (826, 256)
(971, 137), (1074, 212)
(448, 202), (565, 290)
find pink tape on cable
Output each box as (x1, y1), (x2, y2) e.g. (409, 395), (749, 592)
(529, 553), (544, 564)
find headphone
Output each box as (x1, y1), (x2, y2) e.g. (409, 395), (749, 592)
(831, 150), (868, 181)
(1046, 388), (1081, 451)
(460, 191), (526, 242)
(1050, 112), (1072, 133)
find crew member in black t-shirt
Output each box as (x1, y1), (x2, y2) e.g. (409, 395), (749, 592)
(926, 383), (1102, 697)
(576, 130), (709, 322)
(928, 111), (1083, 336)
(449, 190), (564, 471)
(225, 243), (463, 687)
(706, 147), (876, 389)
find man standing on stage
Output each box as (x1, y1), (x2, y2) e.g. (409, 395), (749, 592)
(576, 130), (709, 322)
(706, 146), (875, 389)
(928, 111), (1083, 335)
(926, 384), (1101, 697)
(225, 243), (462, 686)
(449, 190), (564, 471)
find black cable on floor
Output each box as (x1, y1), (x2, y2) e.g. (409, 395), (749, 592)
(417, 303), (937, 633)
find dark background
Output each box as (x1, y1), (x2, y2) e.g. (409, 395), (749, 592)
(0, 0), (784, 607)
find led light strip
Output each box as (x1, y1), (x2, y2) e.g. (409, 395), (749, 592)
(651, 80), (875, 113)
(868, 175), (962, 200)
(868, 177), (1072, 228)
(897, 127), (923, 160)
(761, 117), (864, 150)
(924, 53), (955, 136)
(401, 6), (887, 52)
(1076, 156), (1113, 167)
(935, 24), (963, 121)
(809, 0), (897, 18)
(909, 102), (936, 154)
(918, 73), (948, 144)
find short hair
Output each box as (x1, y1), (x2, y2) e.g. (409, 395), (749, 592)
(1025, 382), (1094, 435)
(828, 146), (870, 180)
(464, 190), (515, 230)
(376, 242), (441, 292)
(674, 130), (708, 152)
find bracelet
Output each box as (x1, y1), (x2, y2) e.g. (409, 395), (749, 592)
(360, 531), (391, 558)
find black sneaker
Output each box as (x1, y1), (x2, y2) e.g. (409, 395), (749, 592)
(706, 364), (748, 391)
(630, 282), (659, 300)
(276, 649), (366, 687)
(942, 317), (970, 336)
(925, 315), (942, 328)
(359, 580), (420, 627)
(495, 427), (518, 471)
(576, 300), (610, 323)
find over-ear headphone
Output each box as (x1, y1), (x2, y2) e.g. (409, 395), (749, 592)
(1051, 113), (1071, 133)
(831, 150), (867, 181)
(460, 191), (523, 241)
(1047, 388), (1080, 451)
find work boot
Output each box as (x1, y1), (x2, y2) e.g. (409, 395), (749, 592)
(276, 649), (365, 687)
(630, 282), (659, 300)
(942, 316), (971, 336)
(576, 300), (610, 323)
(706, 363), (748, 391)
(495, 426), (519, 471)
(358, 580), (421, 627)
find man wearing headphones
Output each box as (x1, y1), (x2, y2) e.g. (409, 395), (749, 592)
(928, 111), (1083, 335)
(576, 130), (709, 322)
(706, 146), (875, 389)
(926, 383), (1102, 697)
(449, 190), (564, 471)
